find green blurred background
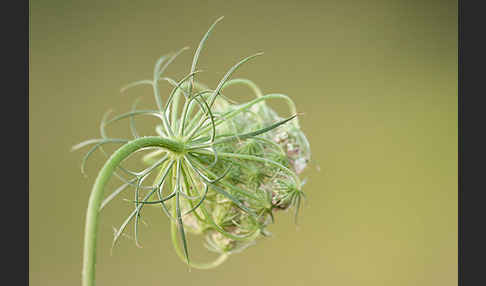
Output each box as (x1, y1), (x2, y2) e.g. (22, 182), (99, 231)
(30, 0), (457, 285)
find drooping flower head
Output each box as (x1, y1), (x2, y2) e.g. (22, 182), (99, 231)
(75, 17), (311, 268)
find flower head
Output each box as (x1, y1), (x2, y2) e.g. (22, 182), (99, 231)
(74, 16), (311, 269)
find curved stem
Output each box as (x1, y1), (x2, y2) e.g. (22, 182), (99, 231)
(82, 136), (183, 286)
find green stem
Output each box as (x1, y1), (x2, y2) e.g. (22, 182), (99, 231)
(82, 136), (184, 286)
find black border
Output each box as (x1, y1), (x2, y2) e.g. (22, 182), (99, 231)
(4, 0), (28, 285)
(459, 0), (486, 285)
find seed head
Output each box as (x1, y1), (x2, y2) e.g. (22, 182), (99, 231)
(74, 16), (311, 268)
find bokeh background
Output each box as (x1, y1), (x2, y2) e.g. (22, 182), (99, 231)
(30, 0), (458, 285)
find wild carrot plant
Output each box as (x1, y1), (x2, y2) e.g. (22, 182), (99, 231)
(73, 17), (311, 286)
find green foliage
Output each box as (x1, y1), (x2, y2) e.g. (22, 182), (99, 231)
(75, 17), (311, 275)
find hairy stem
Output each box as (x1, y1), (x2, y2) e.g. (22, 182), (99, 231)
(82, 136), (184, 286)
